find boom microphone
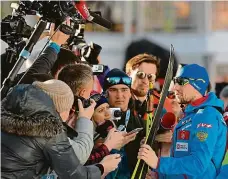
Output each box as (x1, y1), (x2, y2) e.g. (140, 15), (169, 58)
(157, 112), (176, 134)
(74, 0), (112, 29)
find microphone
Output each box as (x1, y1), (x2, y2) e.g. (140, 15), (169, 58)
(157, 112), (176, 134)
(94, 120), (115, 141)
(74, 0), (112, 29)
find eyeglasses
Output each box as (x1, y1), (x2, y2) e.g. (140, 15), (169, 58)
(106, 77), (132, 86)
(173, 77), (206, 86)
(136, 71), (156, 82)
(90, 93), (107, 102)
(173, 77), (190, 86)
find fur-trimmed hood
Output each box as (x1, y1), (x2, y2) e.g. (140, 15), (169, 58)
(1, 84), (64, 137)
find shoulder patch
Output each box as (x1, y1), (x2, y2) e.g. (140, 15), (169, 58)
(196, 131), (208, 142)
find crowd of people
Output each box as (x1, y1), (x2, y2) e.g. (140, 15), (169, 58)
(1, 20), (228, 179)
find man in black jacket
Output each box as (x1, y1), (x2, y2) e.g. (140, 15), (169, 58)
(1, 80), (121, 179)
(103, 69), (141, 176)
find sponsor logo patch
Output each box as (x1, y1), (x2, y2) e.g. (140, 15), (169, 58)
(176, 142), (188, 151)
(196, 131), (208, 142)
(197, 123), (212, 128)
(181, 118), (191, 125)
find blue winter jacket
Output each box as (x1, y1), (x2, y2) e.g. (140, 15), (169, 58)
(216, 164), (228, 179)
(156, 92), (227, 179)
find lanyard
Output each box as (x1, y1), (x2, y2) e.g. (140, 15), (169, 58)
(117, 109), (131, 131)
(125, 109), (130, 127)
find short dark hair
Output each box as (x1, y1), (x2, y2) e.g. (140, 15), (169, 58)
(125, 53), (160, 77)
(58, 64), (93, 95)
(51, 48), (80, 76)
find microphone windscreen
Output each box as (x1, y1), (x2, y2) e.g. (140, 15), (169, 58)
(160, 112), (176, 130)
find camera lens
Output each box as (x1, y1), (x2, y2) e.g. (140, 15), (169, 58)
(113, 110), (122, 118)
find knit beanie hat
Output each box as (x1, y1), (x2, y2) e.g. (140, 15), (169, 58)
(177, 64), (209, 95)
(103, 68), (131, 91)
(95, 95), (108, 109)
(33, 79), (74, 113)
(90, 91), (108, 109)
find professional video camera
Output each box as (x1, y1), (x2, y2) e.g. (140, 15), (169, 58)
(1, 0), (111, 73)
(1, 0), (76, 64)
(1, 15), (33, 47)
(1, 0), (112, 99)
(67, 17), (102, 65)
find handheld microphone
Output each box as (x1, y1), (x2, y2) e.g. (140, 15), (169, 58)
(74, 0), (112, 29)
(157, 112), (176, 134)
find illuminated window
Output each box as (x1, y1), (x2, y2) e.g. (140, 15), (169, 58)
(212, 1), (228, 31)
(143, 1), (195, 32)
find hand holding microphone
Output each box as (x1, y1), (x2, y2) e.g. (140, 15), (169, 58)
(155, 112), (176, 143)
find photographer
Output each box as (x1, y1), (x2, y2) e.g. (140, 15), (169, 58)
(3, 20), (94, 164)
(58, 63), (95, 164)
(1, 79), (121, 179)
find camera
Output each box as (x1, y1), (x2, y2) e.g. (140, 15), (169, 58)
(67, 17), (102, 65)
(73, 96), (91, 112)
(110, 108), (122, 120)
(1, 15), (34, 46)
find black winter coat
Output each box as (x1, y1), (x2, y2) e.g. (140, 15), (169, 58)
(1, 84), (101, 179)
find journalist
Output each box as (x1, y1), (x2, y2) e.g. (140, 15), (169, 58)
(1, 79), (121, 179)
(85, 93), (125, 165)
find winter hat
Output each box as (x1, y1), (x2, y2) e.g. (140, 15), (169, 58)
(103, 68), (132, 91)
(95, 95), (108, 109)
(90, 91), (108, 109)
(177, 64), (209, 95)
(33, 79), (74, 113)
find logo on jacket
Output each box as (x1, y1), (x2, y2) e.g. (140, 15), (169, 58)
(178, 130), (190, 140)
(196, 131), (208, 142)
(197, 123), (212, 128)
(176, 142), (188, 151)
(182, 118), (191, 125)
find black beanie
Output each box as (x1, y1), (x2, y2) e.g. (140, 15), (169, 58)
(103, 68), (131, 91)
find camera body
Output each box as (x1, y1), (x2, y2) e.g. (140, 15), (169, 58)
(18, 1), (76, 23)
(110, 108), (122, 120)
(67, 19), (102, 65)
(1, 15), (33, 46)
(73, 96), (91, 112)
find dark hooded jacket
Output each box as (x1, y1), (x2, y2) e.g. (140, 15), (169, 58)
(1, 84), (101, 179)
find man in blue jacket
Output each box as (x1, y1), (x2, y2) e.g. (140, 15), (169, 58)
(138, 64), (227, 179)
